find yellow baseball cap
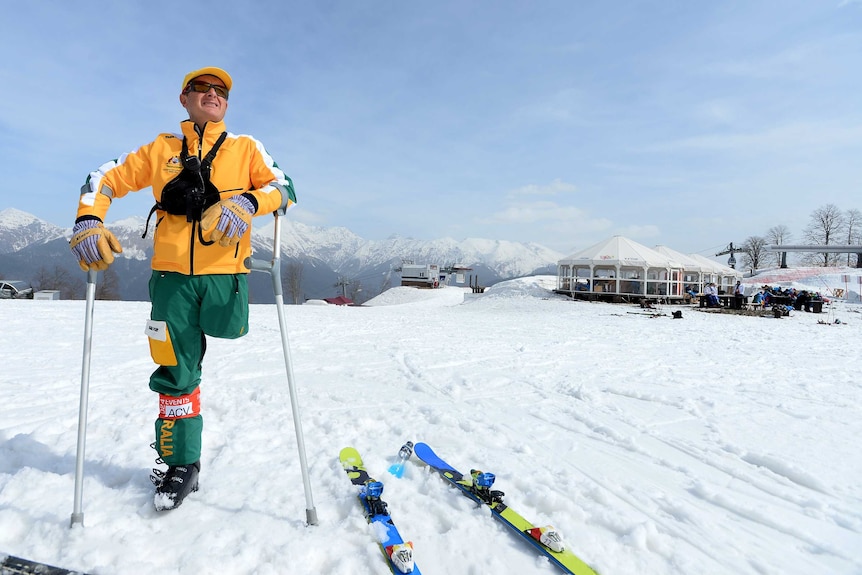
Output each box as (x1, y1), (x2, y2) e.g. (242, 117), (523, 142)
(181, 67), (233, 91)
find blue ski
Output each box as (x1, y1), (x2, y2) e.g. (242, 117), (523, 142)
(339, 447), (419, 574)
(414, 442), (598, 575)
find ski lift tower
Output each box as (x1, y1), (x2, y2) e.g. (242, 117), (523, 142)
(715, 242), (740, 269)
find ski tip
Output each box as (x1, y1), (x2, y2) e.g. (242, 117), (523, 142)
(339, 447), (363, 468)
(413, 442), (438, 461)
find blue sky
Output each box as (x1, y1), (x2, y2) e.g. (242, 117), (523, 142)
(2, 1), (861, 257)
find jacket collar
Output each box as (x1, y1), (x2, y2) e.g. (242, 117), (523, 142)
(180, 119), (227, 154)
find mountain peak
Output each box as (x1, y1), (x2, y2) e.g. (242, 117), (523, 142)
(0, 208), (67, 254)
(0, 207), (44, 227)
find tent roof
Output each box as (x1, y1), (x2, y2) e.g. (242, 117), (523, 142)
(559, 236), (684, 268)
(653, 245), (706, 272)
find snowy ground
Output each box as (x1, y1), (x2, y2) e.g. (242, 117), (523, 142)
(1, 270), (862, 574)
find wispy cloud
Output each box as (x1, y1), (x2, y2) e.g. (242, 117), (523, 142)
(693, 99), (740, 126)
(507, 178), (577, 199)
(643, 120), (862, 154)
(481, 179), (582, 225)
(481, 201), (586, 225)
(615, 224), (661, 241)
(469, 179), (616, 251)
(516, 88), (590, 123)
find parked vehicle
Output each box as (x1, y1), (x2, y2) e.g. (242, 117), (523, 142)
(0, 280), (34, 299)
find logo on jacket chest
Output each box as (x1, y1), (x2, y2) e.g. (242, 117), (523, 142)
(164, 155), (182, 175)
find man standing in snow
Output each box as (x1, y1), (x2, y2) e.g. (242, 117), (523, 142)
(733, 280), (746, 310)
(69, 67), (295, 511)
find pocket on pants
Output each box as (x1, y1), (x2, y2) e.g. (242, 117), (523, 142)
(200, 274), (249, 339)
(146, 319), (178, 366)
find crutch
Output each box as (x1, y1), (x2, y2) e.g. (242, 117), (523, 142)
(245, 206), (319, 526)
(71, 269), (97, 527)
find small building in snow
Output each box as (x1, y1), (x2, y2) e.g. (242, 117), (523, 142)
(400, 264), (440, 288)
(323, 296), (355, 306)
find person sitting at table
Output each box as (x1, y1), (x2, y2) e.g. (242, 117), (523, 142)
(704, 282), (721, 307)
(685, 286), (698, 303)
(751, 290), (764, 308)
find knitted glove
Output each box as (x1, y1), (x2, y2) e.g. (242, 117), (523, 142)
(69, 217), (123, 272)
(200, 193), (257, 247)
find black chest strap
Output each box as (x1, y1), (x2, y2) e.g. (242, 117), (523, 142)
(142, 131), (228, 238)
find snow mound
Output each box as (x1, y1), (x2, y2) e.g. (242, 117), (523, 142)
(476, 275), (564, 300)
(364, 285), (471, 307)
(365, 276), (563, 307)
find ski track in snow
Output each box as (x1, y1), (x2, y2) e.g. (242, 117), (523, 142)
(1, 275), (862, 574)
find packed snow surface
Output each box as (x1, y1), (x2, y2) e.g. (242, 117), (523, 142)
(1, 272), (861, 574)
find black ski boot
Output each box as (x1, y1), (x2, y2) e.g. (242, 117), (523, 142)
(152, 460), (200, 511)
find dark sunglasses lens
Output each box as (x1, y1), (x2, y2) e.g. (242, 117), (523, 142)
(188, 82), (228, 99)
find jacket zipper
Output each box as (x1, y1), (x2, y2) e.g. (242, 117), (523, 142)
(189, 131), (205, 275)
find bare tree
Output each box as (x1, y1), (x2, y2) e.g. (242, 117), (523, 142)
(766, 224), (792, 267)
(379, 268), (393, 297)
(803, 204), (846, 267)
(33, 266), (84, 299)
(283, 261), (304, 304)
(347, 279), (364, 303)
(844, 209), (862, 267)
(96, 267), (121, 300)
(741, 236), (767, 273)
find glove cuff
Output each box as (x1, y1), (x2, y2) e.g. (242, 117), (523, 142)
(239, 193), (258, 214)
(73, 216), (102, 232)
(75, 215), (103, 225)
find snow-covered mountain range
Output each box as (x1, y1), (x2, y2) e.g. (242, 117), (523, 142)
(0, 208), (68, 254)
(0, 208), (563, 302)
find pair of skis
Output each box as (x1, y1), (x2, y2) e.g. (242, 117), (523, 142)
(339, 442), (598, 575)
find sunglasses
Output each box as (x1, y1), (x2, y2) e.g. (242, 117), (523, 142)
(184, 81), (229, 100)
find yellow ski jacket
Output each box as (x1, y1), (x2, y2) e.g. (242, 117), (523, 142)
(76, 119), (294, 275)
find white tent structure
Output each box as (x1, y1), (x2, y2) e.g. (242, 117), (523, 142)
(687, 253), (742, 293)
(653, 245), (709, 293)
(556, 236), (686, 302)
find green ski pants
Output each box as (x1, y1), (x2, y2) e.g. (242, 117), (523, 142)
(147, 271), (249, 465)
